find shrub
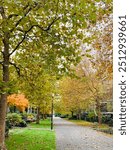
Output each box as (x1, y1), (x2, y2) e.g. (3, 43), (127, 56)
(21, 112), (28, 121)
(60, 114), (68, 118)
(81, 113), (88, 120)
(6, 120), (12, 129)
(68, 115), (77, 120)
(18, 120), (27, 127)
(6, 113), (22, 127)
(26, 113), (36, 122)
(5, 119), (13, 137)
(102, 115), (113, 126)
(96, 127), (113, 134)
(107, 118), (113, 126)
(55, 113), (61, 117)
(87, 112), (98, 122)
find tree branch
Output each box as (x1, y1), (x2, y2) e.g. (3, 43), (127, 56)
(45, 17), (60, 31)
(35, 17), (60, 32)
(8, 2), (33, 19)
(8, 14), (18, 19)
(44, 0), (60, 31)
(9, 25), (35, 56)
(9, 0), (60, 56)
(30, 0), (60, 32)
(9, 15), (60, 56)
(9, 62), (20, 76)
(9, 3), (36, 33)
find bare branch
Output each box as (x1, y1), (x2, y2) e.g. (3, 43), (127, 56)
(9, 62), (20, 76)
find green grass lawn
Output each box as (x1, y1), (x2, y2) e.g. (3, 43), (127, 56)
(6, 119), (56, 150)
(29, 119), (51, 129)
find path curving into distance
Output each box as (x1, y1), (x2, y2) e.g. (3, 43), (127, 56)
(54, 117), (113, 150)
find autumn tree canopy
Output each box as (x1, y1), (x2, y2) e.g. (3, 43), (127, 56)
(59, 76), (91, 117)
(57, 1), (113, 123)
(7, 94), (29, 112)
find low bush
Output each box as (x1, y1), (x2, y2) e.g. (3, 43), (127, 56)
(86, 112), (113, 126)
(5, 113), (23, 137)
(68, 115), (77, 120)
(102, 115), (113, 126)
(96, 127), (113, 134)
(6, 113), (27, 128)
(87, 112), (98, 122)
(81, 113), (88, 120)
(21, 112), (28, 122)
(6, 113), (22, 127)
(55, 113), (61, 117)
(26, 113), (36, 123)
(18, 120), (27, 127)
(107, 118), (113, 126)
(6, 120), (12, 129)
(60, 114), (68, 118)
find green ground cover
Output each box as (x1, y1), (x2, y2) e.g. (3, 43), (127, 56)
(28, 119), (51, 129)
(6, 119), (56, 150)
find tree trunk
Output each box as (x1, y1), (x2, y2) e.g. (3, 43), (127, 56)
(97, 110), (102, 125)
(77, 109), (81, 120)
(0, 58), (9, 149)
(71, 111), (74, 118)
(78, 112), (81, 120)
(0, 22), (10, 149)
(96, 99), (102, 124)
(36, 107), (40, 124)
(0, 95), (7, 150)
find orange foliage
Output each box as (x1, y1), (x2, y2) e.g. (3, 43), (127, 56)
(7, 94), (29, 112)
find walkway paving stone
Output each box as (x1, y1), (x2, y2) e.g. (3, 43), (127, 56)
(54, 117), (113, 150)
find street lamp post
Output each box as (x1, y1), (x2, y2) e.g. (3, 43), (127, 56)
(51, 94), (54, 130)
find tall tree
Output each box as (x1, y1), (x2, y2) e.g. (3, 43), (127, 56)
(19, 71), (56, 124)
(59, 75), (91, 119)
(79, 1), (112, 123)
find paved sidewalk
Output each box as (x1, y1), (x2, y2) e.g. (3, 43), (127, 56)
(54, 117), (113, 150)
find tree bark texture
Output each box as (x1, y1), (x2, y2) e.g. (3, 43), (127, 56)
(0, 13), (10, 148)
(0, 58), (9, 150)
